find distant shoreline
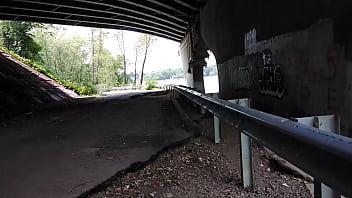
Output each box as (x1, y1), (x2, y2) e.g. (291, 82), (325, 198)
(157, 75), (219, 93)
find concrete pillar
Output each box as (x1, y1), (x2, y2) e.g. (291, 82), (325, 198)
(179, 15), (208, 114)
(192, 65), (205, 93)
(192, 64), (206, 113)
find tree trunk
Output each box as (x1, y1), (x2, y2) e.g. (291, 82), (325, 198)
(123, 58), (127, 84)
(140, 42), (148, 85)
(91, 30), (95, 83)
(121, 32), (127, 85)
(96, 30), (102, 84)
(134, 48), (138, 87)
(57, 49), (63, 76)
(116, 30), (127, 85)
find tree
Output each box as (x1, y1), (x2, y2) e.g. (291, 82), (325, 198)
(96, 51), (124, 89)
(0, 23), (129, 94)
(138, 34), (156, 85)
(34, 25), (124, 92)
(32, 24), (57, 65)
(90, 28), (108, 84)
(115, 30), (127, 84)
(132, 39), (142, 86)
(34, 27), (91, 83)
(90, 28), (96, 84)
(0, 21), (42, 61)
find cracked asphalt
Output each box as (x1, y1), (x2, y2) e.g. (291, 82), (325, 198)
(0, 91), (192, 198)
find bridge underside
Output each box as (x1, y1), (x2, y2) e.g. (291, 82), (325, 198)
(1, 1), (352, 197)
(200, 0), (352, 63)
(0, 0), (203, 42)
(1, 1), (352, 136)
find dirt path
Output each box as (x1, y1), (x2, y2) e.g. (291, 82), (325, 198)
(0, 92), (192, 198)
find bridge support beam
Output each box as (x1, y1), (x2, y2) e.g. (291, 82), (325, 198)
(180, 12), (208, 91)
(192, 64), (205, 93)
(180, 15), (209, 113)
(191, 61), (206, 114)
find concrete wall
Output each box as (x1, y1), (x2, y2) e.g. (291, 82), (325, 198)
(197, 0), (352, 136)
(217, 19), (352, 136)
(200, 0), (352, 64)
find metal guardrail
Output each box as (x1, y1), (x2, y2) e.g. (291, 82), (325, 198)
(172, 85), (352, 197)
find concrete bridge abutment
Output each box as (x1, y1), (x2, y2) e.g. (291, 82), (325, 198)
(193, 0), (352, 138)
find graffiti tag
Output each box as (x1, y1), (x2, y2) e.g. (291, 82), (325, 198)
(234, 66), (252, 89)
(258, 49), (285, 98)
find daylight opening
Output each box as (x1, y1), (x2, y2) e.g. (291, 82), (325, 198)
(0, 21), (182, 96)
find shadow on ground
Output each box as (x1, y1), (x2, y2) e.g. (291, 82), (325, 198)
(0, 92), (193, 198)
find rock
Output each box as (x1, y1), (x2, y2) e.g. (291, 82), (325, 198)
(150, 191), (157, 197)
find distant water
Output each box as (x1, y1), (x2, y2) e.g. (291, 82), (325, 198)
(157, 75), (219, 94)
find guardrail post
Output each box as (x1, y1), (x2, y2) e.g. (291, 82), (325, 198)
(240, 130), (253, 188)
(317, 115), (341, 198)
(173, 87), (181, 99)
(212, 93), (221, 144)
(229, 98), (253, 188)
(296, 115), (341, 198)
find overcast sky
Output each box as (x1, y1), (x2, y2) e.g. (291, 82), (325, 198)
(58, 25), (216, 73)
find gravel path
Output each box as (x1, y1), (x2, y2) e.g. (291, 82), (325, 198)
(87, 134), (312, 198)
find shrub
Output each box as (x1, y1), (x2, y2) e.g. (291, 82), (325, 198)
(145, 79), (158, 90)
(77, 83), (97, 95)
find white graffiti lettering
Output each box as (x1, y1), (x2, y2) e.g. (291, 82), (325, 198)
(258, 64), (284, 98)
(258, 49), (285, 98)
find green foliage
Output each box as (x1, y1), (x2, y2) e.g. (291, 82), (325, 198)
(77, 85), (97, 96)
(145, 79), (158, 90)
(33, 26), (125, 94)
(0, 22), (134, 95)
(0, 21), (42, 61)
(0, 46), (95, 95)
(34, 27), (92, 83)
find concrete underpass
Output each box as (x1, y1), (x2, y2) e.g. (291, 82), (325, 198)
(1, 0), (352, 198)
